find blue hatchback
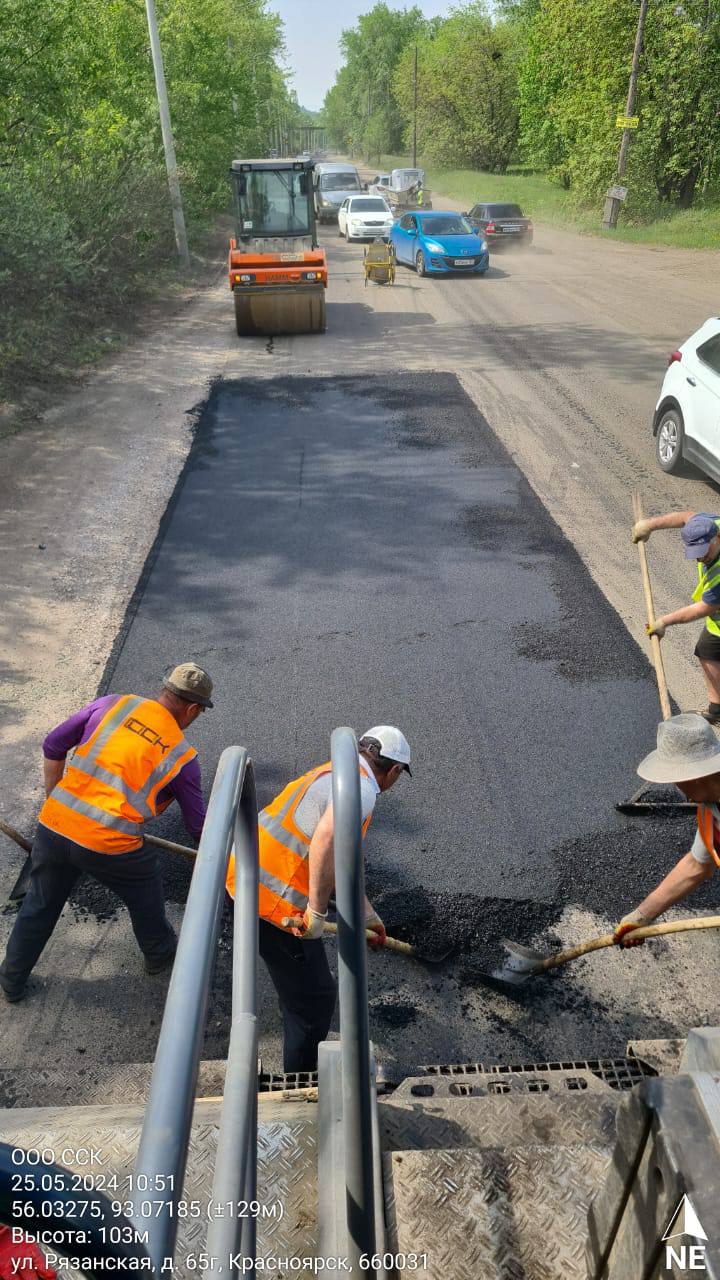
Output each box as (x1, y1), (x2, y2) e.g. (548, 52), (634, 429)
(390, 210), (489, 277)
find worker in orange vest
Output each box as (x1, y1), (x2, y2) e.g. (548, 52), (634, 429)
(0, 663), (213, 1002)
(226, 725), (412, 1073)
(614, 714), (719, 947)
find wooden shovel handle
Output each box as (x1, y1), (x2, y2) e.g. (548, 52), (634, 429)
(540, 914), (720, 972)
(144, 833), (196, 861)
(281, 916), (416, 956)
(0, 819), (32, 855)
(0, 819), (195, 863)
(632, 490), (672, 721)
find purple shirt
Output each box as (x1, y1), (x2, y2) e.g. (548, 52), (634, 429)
(44, 695), (206, 841)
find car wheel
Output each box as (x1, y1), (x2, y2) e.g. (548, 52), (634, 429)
(345, 228), (350, 242)
(655, 407), (685, 473)
(337, 222), (343, 237)
(415, 251), (426, 277)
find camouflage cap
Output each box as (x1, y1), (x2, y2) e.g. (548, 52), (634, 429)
(163, 662), (214, 709)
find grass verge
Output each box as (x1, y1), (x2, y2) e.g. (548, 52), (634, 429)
(374, 155), (720, 250)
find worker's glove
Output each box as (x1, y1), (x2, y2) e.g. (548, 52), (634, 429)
(646, 620), (666, 639)
(290, 906), (327, 941)
(0, 1228), (57, 1280)
(613, 910), (651, 948)
(632, 519), (652, 544)
(365, 911), (387, 950)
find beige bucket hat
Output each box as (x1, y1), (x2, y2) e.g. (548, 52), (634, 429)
(637, 713), (720, 783)
(163, 661), (214, 708)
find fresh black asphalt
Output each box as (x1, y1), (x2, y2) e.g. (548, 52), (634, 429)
(96, 372), (708, 1070)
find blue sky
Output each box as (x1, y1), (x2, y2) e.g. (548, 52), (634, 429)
(272, 1), (452, 112)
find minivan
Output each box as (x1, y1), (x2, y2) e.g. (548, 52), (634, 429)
(313, 163), (363, 223)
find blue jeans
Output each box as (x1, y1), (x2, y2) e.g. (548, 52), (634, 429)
(0, 824), (176, 995)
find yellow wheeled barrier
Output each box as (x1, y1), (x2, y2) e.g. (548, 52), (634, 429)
(364, 239), (396, 286)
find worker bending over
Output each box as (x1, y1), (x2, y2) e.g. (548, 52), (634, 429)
(615, 713), (720, 946)
(0, 663), (212, 1002)
(226, 725), (411, 1073)
(633, 509), (720, 723)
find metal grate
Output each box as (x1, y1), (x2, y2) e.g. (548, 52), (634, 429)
(420, 1056), (652, 1091)
(258, 1070), (318, 1093)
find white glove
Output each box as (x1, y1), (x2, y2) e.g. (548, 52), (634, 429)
(632, 519), (652, 544)
(365, 910), (387, 949)
(291, 906), (327, 940)
(613, 909), (651, 948)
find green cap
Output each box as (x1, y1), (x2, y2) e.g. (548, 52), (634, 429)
(163, 662), (214, 709)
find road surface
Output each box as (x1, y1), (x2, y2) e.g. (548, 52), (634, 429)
(2, 189), (720, 1094)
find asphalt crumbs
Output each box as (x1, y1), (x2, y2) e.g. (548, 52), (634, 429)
(94, 372), (713, 1072)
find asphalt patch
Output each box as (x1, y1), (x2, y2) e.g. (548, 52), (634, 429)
(91, 371), (692, 1068)
(370, 999), (417, 1028)
(372, 887), (562, 969)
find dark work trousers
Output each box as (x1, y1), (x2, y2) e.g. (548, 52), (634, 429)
(258, 919), (336, 1074)
(0, 824), (177, 996)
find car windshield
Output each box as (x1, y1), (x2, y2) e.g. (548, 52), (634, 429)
(419, 215), (472, 236)
(235, 168), (311, 236)
(485, 204), (524, 218)
(349, 198), (389, 212)
(320, 172), (361, 191)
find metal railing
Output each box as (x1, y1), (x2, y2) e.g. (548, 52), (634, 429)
(331, 727), (376, 1269)
(131, 745), (259, 1275)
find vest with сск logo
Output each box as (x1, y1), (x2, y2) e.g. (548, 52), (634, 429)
(39, 695), (196, 854)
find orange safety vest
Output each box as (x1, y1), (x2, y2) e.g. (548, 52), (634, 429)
(39, 695), (197, 854)
(226, 760), (373, 928)
(696, 805), (720, 870)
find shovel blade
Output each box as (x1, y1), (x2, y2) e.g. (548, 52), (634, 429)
(486, 937), (546, 988)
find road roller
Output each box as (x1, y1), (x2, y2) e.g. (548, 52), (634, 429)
(228, 157), (328, 337)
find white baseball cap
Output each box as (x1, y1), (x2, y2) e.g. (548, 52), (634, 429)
(360, 725), (412, 775)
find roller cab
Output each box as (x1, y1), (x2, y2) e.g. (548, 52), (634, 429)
(229, 158), (328, 337)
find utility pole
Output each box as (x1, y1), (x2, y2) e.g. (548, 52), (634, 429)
(144, 0), (191, 270)
(412, 44), (418, 168)
(602, 0), (649, 230)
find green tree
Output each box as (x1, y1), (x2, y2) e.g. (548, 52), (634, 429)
(394, 3), (519, 173)
(0, 0), (292, 394)
(518, 0), (720, 211)
(323, 4), (426, 158)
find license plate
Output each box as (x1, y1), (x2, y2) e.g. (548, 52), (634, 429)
(280, 253), (304, 262)
(502, 226), (521, 232)
(453, 258), (471, 266)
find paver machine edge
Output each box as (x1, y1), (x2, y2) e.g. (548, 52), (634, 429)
(228, 157), (327, 337)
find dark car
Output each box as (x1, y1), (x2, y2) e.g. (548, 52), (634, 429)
(466, 202), (533, 249)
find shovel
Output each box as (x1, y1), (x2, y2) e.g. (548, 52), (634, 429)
(616, 492), (691, 814)
(1, 820), (197, 902)
(483, 914), (720, 990)
(281, 916), (453, 965)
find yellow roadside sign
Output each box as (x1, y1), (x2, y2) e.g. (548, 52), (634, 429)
(616, 115), (639, 129)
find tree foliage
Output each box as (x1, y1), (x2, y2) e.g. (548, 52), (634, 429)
(394, 5), (519, 172)
(518, 0), (720, 212)
(0, 0), (295, 391)
(323, 4), (427, 159)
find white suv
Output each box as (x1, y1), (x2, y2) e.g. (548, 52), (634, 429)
(654, 317), (720, 480)
(337, 196), (394, 242)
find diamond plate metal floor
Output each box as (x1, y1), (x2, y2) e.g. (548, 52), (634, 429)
(379, 1090), (620, 1152)
(384, 1145), (611, 1280)
(0, 1098), (318, 1278)
(379, 1092), (619, 1279)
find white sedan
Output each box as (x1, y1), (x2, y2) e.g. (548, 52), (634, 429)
(654, 317), (720, 481)
(337, 196), (394, 242)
